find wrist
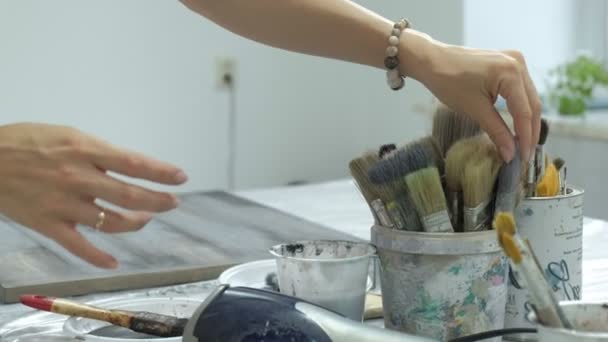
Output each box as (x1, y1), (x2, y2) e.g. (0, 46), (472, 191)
(398, 30), (439, 83)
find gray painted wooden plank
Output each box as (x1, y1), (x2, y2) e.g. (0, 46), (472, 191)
(0, 191), (359, 303)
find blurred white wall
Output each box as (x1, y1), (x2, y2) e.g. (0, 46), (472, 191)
(0, 0), (465, 191)
(464, 0), (578, 92)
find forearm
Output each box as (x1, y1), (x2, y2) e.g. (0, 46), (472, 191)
(179, 0), (436, 81)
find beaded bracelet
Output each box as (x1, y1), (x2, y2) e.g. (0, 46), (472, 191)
(385, 18), (410, 91)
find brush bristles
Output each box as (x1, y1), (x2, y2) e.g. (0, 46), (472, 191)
(445, 135), (482, 191)
(368, 140), (434, 184)
(493, 212), (516, 235)
(378, 144), (397, 158)
(499, 232), (522, 264)
(350, 152), (417, 227)
(419, 136), (444, 174)
(432, 105), (482, 155)
(539, 118), (549, 145)
(392, 193), (423, 231)
(553, 157), (565, 171)
(493, 212), (522, 263)
(462, 149), (503, 208)
(536, 163), (559, 197)
(405, 167), (448, 217)
(349, 154), (381, 204)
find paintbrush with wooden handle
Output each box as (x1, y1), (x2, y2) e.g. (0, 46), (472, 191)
(493, 213), (572, 329)
(20, 295), (188, 337)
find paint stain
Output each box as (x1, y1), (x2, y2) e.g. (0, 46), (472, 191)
(448, 265), (463, 275)
(523, 208), (534, 216)
(285, 243), (304, 255)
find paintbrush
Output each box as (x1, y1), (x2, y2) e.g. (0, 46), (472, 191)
(445, 134), (494, 231)
(406, 166), (454, 233)
(536, 162), (560, 197)
(553, 157), (566, 195)
(419, 136), (445, 176)
(378, 144), (397, 159)
(494, 140), (523, 214)
(350, 153), (422, 230)
(368, 138), (439, 185)
(349, 154), (386, 224)
(386, 192), (423, 231)
(432, 104), (482, 156)
(462, 146), (503, 232)
(20, 295), (187, 337)
(371, 199), (394, 228)
(493, 213), (572, 329)
(527, 118), (550, 197)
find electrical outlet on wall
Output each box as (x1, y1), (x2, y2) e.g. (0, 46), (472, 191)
(215, 57), (236, 90)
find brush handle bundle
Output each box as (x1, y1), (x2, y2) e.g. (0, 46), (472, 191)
(349, 105), (520, 234)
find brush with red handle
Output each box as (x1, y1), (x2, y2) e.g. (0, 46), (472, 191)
(20, 295), (188, 337)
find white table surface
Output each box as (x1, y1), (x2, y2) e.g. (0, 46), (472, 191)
(1, 179), (607, 333)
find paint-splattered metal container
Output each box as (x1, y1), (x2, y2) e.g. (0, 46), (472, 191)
(505, 186), (584, 340)
(527, 301), (608, 341)
(371, 225), (508, 341)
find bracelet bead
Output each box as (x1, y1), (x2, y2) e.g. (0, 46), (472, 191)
(386, 46), (398, 57)
(388, 35), (400, 46)
(384, 56), (399, 69)
(385, 18), (410, 91)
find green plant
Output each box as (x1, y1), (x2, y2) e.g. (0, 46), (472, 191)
(548, 55), (608, 115)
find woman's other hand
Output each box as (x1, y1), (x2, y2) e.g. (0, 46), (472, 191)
(0, 123), (188, 268)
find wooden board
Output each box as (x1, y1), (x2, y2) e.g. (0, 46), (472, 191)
(0, 191), (360, 303)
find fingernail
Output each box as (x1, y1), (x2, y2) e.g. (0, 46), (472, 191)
(172, 195), (181, 207)
(105, 258), (118, 269)
(175, 170), (188, 183)
(500, 146), (514, 163)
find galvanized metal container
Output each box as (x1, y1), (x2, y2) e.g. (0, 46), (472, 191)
(371, 225), (508, 341)
(527, 301), (608, 341)
(505, 186), (584, 340)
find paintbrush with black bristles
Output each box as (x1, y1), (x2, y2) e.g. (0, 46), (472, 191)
(20, 295), (188, 337)
(406, 166), (454, 233)
(462, 145), (503, 232)
(553, 157), (566, 195)
(536, 118), (550, 180)
(432, 104), (482, 156)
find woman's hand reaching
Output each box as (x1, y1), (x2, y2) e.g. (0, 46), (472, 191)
(0, 123), (188, 268)
(401, 32), (542, 162)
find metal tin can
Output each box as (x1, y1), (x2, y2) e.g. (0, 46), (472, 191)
(371, 225), (508, 341)
(505, 186), (584, 341)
